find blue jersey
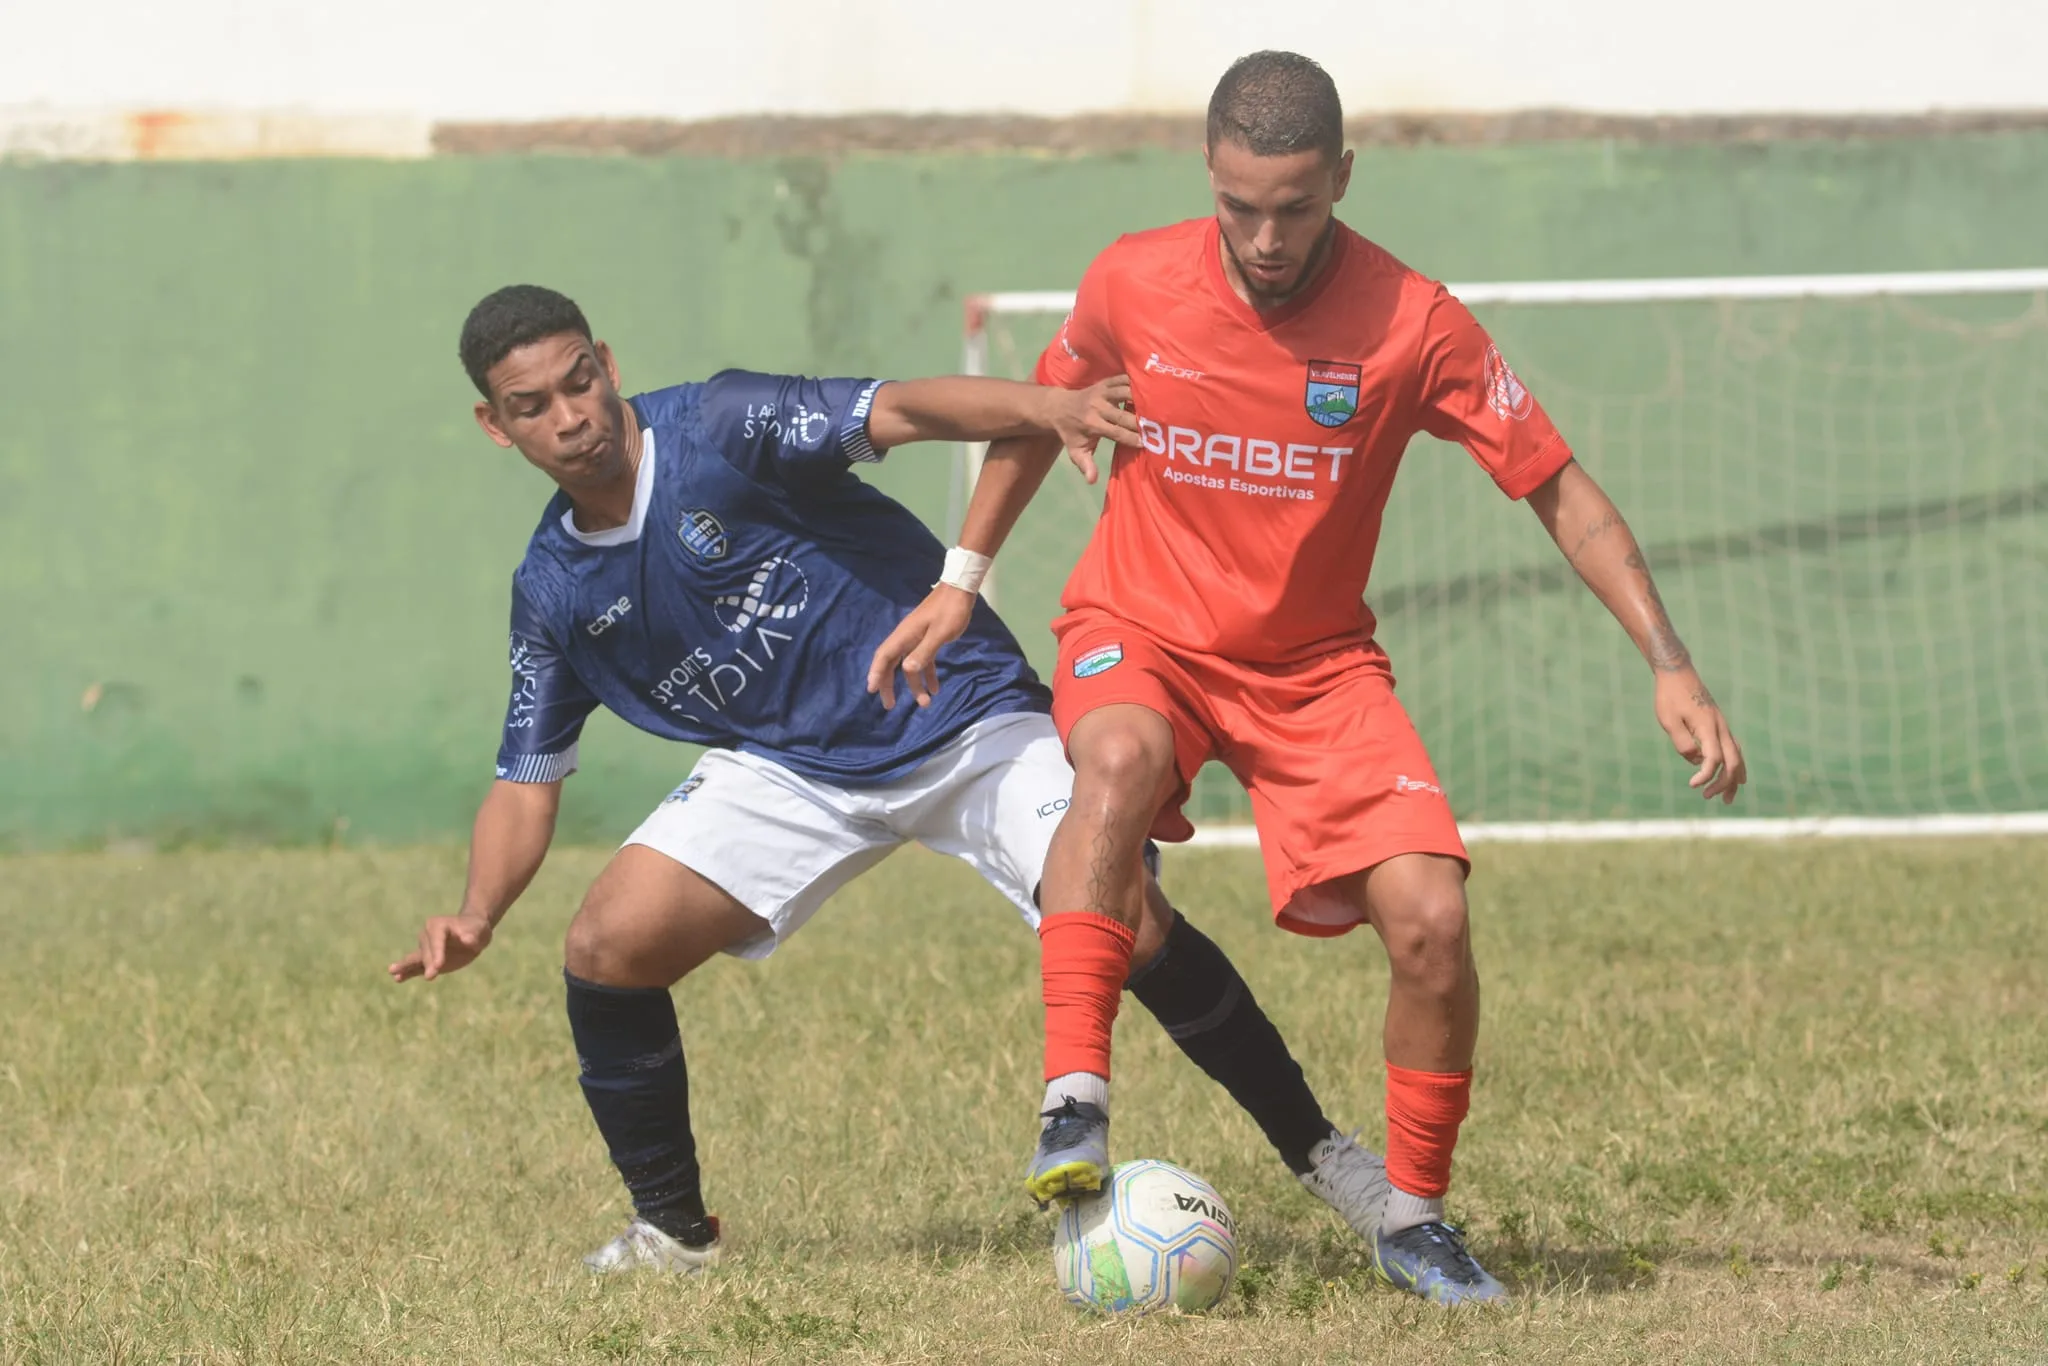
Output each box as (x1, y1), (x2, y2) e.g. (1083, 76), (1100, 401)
(495, 371), (1051, 787)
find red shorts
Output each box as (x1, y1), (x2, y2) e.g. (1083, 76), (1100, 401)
(1051, 608), (1468, 937)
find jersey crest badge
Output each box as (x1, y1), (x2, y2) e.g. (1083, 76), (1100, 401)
(679, 508), (730, 560)
(1484, 345), (1534, 421)
(1304, 361), (1362, 427)
(1074, 644), (1124, 678)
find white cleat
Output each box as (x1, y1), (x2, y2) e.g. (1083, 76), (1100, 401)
(1299, 1130), (1391, 1241)
(582, 1216), (723, 1275)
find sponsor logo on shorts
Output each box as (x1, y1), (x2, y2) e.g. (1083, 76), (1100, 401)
(1304, 360), (1362, 428)
(1395, 774), (1444, 797)
(1484, 344), (1534, 421)
(679, 508), (730, 560)
(663, 775), (707, 804)
(1035, 797), (1072, 819)
(1073, 644), (1124, 678)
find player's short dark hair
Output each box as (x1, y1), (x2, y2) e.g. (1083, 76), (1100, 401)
(459, 284), (593, 398)
(1206, 51), (1344, 163)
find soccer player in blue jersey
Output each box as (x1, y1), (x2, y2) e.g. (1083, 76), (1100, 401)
(387, 285), (1393, 1274)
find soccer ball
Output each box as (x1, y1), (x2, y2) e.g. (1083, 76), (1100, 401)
(1052, 1159), (1239, 1314)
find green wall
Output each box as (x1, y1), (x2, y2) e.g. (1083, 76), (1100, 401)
(4, 134), (2047, 846)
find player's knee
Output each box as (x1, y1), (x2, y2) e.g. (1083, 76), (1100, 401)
(562, 908), (618, 983)
(1382, 886), (1471, 995)
(1074, 721), (1175, 805)
(563, 900), (670, 987)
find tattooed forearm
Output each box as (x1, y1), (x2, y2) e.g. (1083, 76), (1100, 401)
(1626, 547), (1693, 672)
(1565, 509), (1623, 566)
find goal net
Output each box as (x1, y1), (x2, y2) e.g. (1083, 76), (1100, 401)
(957, 270), (2048, 832)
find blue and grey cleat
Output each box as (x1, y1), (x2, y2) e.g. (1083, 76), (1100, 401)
(1371, 1221), (1509, 1306)
(1024, 1097), (1110, 1206)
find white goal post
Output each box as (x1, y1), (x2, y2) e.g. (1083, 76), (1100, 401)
(958, 267), (2048, 844)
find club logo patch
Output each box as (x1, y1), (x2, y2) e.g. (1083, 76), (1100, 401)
(1303, 360), (1362, 428)
(1484, 345), (1534, 421)
(1073, 644), (1124, 678)
(679, 508), (729, 561)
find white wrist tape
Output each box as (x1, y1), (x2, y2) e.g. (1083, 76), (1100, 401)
(938, 546), (993, 596)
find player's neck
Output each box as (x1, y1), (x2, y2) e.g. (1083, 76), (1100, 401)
(1219, 219), (1337, 312)
(566, 421), (644, 533)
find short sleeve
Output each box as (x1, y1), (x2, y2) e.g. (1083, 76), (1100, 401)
(1033, 248), (1122, 389)
(495, 580), (599, 783)
(1416, 286), (1574, 500)
(698, 370), (889, 486)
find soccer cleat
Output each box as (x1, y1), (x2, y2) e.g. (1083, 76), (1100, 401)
(1025, 1097), (1110, 1206)
(1371, 1220), (1508, 1306)
(582, 1216), (723, 1275)
(1298, 1130), (1391, 1242)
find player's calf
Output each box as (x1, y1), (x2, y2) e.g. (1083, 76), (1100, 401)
(564, 846), (770, 1265)
(1355, 855), (1482, 1240)
(565, 971), (719, 1251)
(1029, 706), (1180, 1199)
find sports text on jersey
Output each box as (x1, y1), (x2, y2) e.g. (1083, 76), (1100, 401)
(742, 400), (833, 447)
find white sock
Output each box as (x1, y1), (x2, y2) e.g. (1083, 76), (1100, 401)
(1042, 1072), (1110, 1119)
(1381, 1185), (1446, 1235)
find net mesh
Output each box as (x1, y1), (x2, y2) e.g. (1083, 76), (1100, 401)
(962, 285), (2048, 825)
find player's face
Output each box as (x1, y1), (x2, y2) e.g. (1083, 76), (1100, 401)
(474, 334), (631, 489)
(1206, 140), (1354, 304)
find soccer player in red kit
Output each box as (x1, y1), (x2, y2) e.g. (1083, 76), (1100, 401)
(870, 51), (1746, 1305)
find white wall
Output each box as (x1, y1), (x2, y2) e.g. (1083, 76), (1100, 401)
(5, 0), (2043, 121)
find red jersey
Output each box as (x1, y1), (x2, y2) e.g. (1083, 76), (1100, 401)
(1035, 217), (1573, 664)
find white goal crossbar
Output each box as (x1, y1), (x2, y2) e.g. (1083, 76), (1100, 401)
(1181, 812), (2048, 849)
(966, 268), (2048, 333)
(960, 266), (2048, 844)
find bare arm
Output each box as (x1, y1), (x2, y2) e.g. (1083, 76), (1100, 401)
(863, 431), (1066, 709)
(1526, 459), (1747, 802)
(388, 778), (562, 982)
(865, 375), (1138, 462)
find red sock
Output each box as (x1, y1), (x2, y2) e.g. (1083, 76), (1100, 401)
(1039, 911), (1136, 1081)
(1384, 1063), (1472, 1198)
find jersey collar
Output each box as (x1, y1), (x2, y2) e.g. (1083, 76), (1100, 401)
(560, 428), (657, 547)
(1202, 216), (1350, 333)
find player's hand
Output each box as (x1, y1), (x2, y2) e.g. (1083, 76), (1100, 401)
(1654, 670), (1747, 804)
(867, 585), (977, 710)
(1042, 375), (1141, 485)
(388, 912), (494, 983)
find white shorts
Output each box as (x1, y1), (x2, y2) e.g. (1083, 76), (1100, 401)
(622, 710), (1074, 960)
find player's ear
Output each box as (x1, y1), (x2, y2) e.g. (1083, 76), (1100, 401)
(473, 400), (516, 449)
(1331, 149), (1354, 204)
(595, 340), (621, 392)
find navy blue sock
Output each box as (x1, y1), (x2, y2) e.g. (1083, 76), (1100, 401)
(1126, 913), (1334, 1175)
(563, 970), (714, 1246)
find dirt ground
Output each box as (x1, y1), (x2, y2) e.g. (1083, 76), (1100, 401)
(433, 109), (2048, 156)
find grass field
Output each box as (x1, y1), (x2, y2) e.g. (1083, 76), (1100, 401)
(3, 839), (2045, 1364)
